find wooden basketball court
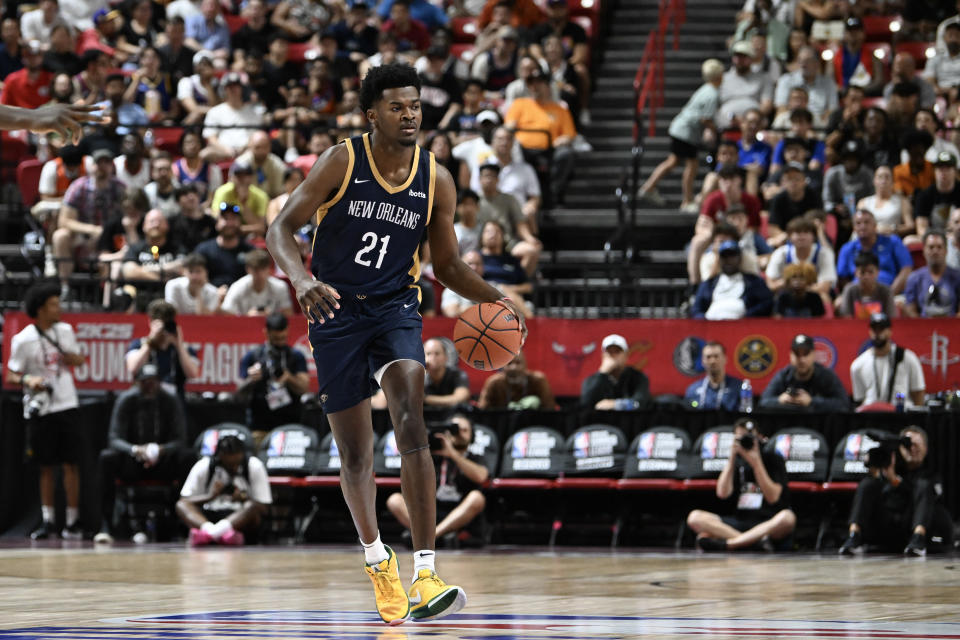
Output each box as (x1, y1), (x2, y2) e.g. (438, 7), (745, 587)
(0, 543), (958, 639)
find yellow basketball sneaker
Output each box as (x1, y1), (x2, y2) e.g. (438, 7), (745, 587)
(408, 569), (467, 621)
(364, 545), (410, 625)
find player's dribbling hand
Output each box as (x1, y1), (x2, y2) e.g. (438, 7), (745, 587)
(495, 298), (528, 346)
(295, 278), (341, 324)
(30, 103), (108, 144)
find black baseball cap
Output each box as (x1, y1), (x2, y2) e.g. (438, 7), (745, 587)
(934, 151), (957, 167)
(869, 312), (891, 330)
(791, 334), (814, 354)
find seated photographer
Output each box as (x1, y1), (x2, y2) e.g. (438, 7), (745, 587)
(686, 418), (796, 552)
(125, 300), (199, 398)
(94, 364), (195, 544)
(850, 313), (926, 409)
(236, 313), (310, 441)
(758, 334), (851, 412)
(385, 414), (488, 546)
(839, 426), (954, 556)
(176, 434), (272, 546)
(683, 341), (741, 411)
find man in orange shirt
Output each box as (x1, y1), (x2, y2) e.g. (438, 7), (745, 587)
(0, 41), (52, 109)
(504, 69), (577, 205)
(894, 129), (935, 197)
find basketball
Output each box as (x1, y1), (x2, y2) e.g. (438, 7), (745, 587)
(453, 302), (522, 370)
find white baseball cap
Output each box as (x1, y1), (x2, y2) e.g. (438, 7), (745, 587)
(602, 334), (628, 352)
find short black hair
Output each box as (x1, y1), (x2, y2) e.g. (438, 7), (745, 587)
(105, 72), (127, 85)
(703, 340), (725, 354)
(458, 188), (479, 204)
(359, 62), (421, 112)
(175, 183), (199, 199)
(711, 221), (739, 241)
(183, 252), (207, 270)
(479, 162), (500, 175)
(215, 434), (245, 456)
(24, 280), (61, 318)
(854, 250), (879, 269)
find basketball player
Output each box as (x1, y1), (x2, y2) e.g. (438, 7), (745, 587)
(266, 63), (527, 625)
(0, 103), (103, 143)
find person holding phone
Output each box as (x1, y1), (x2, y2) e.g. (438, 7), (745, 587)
(124, 299), (199, 398)
(758, 334), (851, 412)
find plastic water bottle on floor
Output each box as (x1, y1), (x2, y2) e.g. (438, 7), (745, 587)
(740, 380), (753, 413)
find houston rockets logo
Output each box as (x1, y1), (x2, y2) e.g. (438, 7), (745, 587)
(551, 339), (652, 377)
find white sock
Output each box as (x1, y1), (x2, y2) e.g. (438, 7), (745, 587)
(211, 519), (234, 539)
(66, 507), (79, 527)
(361, 533), (389, 565)
(41, 505), (54, 523)
(201, 521), (218, 537)
(412, 549), (435, 582)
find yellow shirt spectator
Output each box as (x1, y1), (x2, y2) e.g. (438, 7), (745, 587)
(504, 96), (577, 151)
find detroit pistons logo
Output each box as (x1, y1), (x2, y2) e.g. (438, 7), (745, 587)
(734, 335), (777, 377)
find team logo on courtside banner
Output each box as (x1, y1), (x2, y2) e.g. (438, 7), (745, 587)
(673, 336), (706, 377)
(734, 335), (777, 378)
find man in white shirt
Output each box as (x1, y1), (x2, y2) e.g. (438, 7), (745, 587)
(850, 312), (926, 408)
(470, 126), (541, 232)
(773, 46), (838, 127)
(20, 0), (67, 48)
(947, 207), (960, 268)
(221, 248), (293, 316)
(144, 152), (181, 219)
(4, 282), (86, 540)
(202, 72), (266, 160)
(717, 40), (775, 129)
(765, 217), (837, 294)
(453, 189), (480, 254)
(925, 22), (960, 103)
(441, 250), (483, 317)
(451, 109), (502, 184)
(176, 433), (272, 545)
(164, 252), (223, 314)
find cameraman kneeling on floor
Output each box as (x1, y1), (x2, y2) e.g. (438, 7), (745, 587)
(839, 426), (954, 556)
(236, 313), (310, 441)
(687, 418), (796, 551)
(176, 435), (272, 546)
(386, 414), (488, 546)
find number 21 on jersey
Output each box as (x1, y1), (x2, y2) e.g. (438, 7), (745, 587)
(354, 232), (390, 269)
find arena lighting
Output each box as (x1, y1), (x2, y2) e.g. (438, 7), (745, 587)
(756, 132), (765, 141)
(821, 49), (834, 61)
(889, 20), (901, 32)
(581, 0), (595, 8)
(464, 21), (477, 33)
(926, 46), (936, 59)
(873, 47), (886, 59)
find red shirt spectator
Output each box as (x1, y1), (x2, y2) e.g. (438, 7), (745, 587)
(0, 41), (52, 108)
(701, 189), (762, 229)
(381, 18), (430, 53)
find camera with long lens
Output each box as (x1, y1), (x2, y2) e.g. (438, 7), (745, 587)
(259, 347), (286, 379)
(865, 433), (912, 468)
(25, 384), (53, 419)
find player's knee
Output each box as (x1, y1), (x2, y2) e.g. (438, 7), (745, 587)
(393, 411), (427, 450)
(338, 445), (373, 473)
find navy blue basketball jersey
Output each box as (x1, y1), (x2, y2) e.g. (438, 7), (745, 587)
(310, 133), (435, 297)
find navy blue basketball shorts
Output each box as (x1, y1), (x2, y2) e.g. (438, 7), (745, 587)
(308, 287), (425, 414)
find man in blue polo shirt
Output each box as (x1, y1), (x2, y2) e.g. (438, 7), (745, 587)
(683, 341), (741, 411)
(837, 209), (913, 294)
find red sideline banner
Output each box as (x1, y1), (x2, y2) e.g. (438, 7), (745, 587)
(2, 312), (959, 397)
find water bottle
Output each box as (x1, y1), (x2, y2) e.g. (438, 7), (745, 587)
(37, 135), (50, 163)
(895, 392), (905, 413)
(144, 89), (161, 119)
(614, 398), (640, 411)
(739, 380), (753, 413)
(143, 129), (155, 149)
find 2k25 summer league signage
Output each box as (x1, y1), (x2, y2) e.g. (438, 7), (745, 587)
(2, 313), (958, 397)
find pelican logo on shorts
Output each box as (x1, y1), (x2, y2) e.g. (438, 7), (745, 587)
(734, 335), (777, 377)
(408, 189), (426, 198)
(320, 394), (328, 404)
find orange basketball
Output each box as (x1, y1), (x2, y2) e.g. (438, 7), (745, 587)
(453, 302), (522, 371)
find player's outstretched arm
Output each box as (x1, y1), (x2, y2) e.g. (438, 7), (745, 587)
(0, 103), (106, 144)
(266, 143), (349, 324)
(429, 164), (528, 340)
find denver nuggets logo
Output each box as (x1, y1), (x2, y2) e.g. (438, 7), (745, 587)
(734, 335), (777, 377)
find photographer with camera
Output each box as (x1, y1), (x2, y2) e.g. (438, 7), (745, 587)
(839, 426), (954, 556)
(176, 434), (272, 546)
(686, 418), (796, 551)
(385, 414), (488, 547)
(6, 281), (87, 540)
(94, 364), (196, 544)
(759, 334), (851, 412)
(850, 312), (926, 409)
(125, 300), (199, 398)
(236, 313), (310, 440)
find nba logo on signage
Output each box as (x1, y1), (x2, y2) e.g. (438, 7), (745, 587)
(201, 430), (220, 456)
(573, 432), (590, 458)
(637, 432), (656, 459)
(701, 432), (719, 459)
(844, 434), (862, 461)
(267, 432), (286, 457)
(512, 432), (529, 458)
(775, 434), (791, 460)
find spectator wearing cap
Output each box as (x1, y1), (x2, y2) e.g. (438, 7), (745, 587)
(759, 335), (850, 412)
(237, 312), (310, 437)
(837, 209), (913, 294)
(831, 17), (885, 94)
(120, 209), (187, 283)
(698, 210), (771, 282)
(925, 22), (960, 103)
(418, 44), (463, 130)
(476, 162), (542, 275)
(885, 53), (937, 110)
(823, 139), (874, 223)
(78, 8), (128, 62)
(691, 240), (772, 320)
(858, 165), (915, 239)
(769, 107), (826, 175)
(158, 17), (197, 86)
(185, 0), (230, 64)
(52, 148), (127, 297)
(637, 58), (724, 211)
(231, 0), (276, 70)
(765, 217), (836, 295)
(178, 49), (220, 125)
(382, 0), (432, 55)
(164, 252), (222, 314)
(20, 0), (66, 49)
(211, 161), (269, 237)
(850, 313), (926, 408)
(0, 40), (53, 109)
(773, 46), (838, 127)
(835, 250), (896, 319)
(195, 202), (255, 287)
(504, 68), (578, 205)
(682, 341), (741, 412)
(905, 230), (960, 317)
(894, 129), (936, 198)
(93, 362), (194, 545)
(221, 249), (293, 316)
(580, 334), (650, 411)
(472, 25), (520, 96)
(716, 39), (774, 129)
(202, 72), (266, 159)
(767, 163), (824, 246)
(915, 152), (960, 235)
(235, 131), (287, 199)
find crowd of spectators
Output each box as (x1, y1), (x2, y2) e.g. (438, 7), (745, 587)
(641, 1), (960, 321)
(0, 0), (602, 317)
